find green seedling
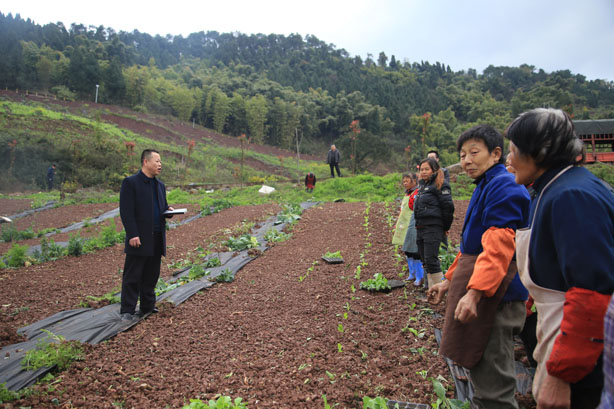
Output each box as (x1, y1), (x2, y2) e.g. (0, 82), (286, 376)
(359, 273), (391, 291)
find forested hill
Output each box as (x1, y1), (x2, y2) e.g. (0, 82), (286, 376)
(1, 12), (614, 170)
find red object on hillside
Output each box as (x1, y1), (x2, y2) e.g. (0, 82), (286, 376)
(574, 119), (614, 163)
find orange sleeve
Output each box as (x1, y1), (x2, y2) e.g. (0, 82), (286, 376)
(444, 251), (462, 281)
(467, 227), (516, 297)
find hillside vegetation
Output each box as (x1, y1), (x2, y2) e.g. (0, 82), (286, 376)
(1, 12), (614, 173)
(0, 96), (327, 191)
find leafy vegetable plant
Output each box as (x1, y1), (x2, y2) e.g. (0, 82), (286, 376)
(359, 273), (391, 291)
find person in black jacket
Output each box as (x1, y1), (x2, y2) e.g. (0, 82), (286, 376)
(326, 145), (341, 177)
(46, 164), (56, 190)
(414, 157), (454, 289)
(119, 149), (173, 321)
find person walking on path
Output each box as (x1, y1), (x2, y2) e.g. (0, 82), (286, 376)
(428, 125), (530, 409)
(119, 149), (174, 321)
(506, 108), (614, 409)
(413, 157), (454, 289)
(327, 145), (341, 177)
(46, 164), (56, 190)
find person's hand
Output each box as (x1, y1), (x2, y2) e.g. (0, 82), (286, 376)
(168, 207), (174, 211)
(129, 236), (141, 248)
(454, 289), (482, 323)
(427, 279), (450, 304)
(537, 374), (570, 409)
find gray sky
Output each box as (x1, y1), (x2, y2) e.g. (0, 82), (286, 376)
(3, 0), (613, 81)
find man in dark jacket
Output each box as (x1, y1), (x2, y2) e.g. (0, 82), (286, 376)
(46, 164), (56, 190)
(326, 145), (341, 177)
(119, 149), (173, 321)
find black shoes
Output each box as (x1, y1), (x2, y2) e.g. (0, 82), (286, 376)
(121, 307), (158, 320)
(136, 307), (159, 317)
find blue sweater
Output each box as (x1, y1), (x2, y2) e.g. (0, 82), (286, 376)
(461, 164), (531, 302)
(528, 165), (614, 294)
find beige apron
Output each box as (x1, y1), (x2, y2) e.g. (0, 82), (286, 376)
(392, 195), (412, 245)
(516, 165), (572, 399)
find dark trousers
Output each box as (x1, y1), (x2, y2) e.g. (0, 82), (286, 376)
(120, 232), (162, 314)
(47, 178), (53, 190)
(416, 225), (443, 275)
(329, 163), (341, 177)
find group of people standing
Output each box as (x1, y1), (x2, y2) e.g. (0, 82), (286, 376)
(393, 108), (614, 409)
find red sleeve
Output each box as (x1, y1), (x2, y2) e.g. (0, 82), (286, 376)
(467, 227), (516, 297)
(546, 287), (610, 383)
(408, 190), (418, 210)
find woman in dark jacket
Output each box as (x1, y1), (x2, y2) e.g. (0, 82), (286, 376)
(413, 157), (455, 288)
(506, 108), (614, 409)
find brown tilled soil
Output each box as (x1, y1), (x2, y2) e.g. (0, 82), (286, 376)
(2, 198), (536, 408)
(0, 198), (33, 216)
(0, 204), (278, 349)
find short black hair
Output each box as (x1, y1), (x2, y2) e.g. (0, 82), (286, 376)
(457, 125), (505, 164)
(419, 157), (440, 172)
(427, 150), (440, 159)
(505, 108), (584, 168)
(141, 149), (159, 165)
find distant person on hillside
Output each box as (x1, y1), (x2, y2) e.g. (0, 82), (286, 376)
(304, 172), (316, 193)
(428, 125), (530, 408)
(427, 150), (449, 182)
(327, 145), (341, 177)
(47, 164), (56, 190)
(506, 108), (614, 409)
(119, 149), (174, 321)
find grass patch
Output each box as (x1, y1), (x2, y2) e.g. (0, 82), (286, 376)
(21, 330), (84, 372)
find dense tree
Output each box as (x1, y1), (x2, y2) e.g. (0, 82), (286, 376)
(1, 12), (613, 170)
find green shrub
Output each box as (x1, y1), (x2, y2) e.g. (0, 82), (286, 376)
(0, 383), (21, 404)
(33, 238), (66, 262)
(4, 244), (29, 268)
(0, 225), (36, 242)
(67, 234), (85, 257)
(21, 330), (84, 372)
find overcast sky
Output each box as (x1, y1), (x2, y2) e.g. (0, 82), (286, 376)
(2, 0), (613, 81)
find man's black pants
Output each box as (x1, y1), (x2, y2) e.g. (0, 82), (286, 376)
(329, 163), (341, 177)
(120, 232), (162, 314)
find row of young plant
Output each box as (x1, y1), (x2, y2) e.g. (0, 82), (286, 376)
(380, 201), (470, 409)
(178, 205), (301, 408)
(0, 220), (125, 269)
(0, 205), (302, 404)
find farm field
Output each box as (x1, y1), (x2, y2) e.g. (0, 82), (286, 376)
(0, 196), (538, 408)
